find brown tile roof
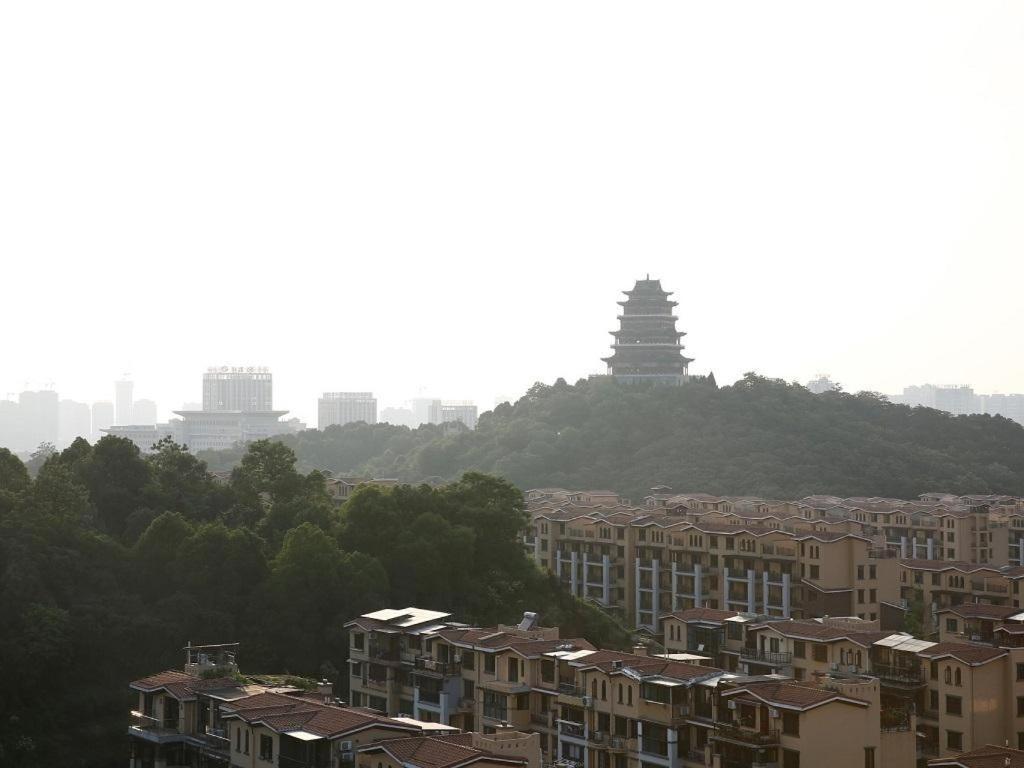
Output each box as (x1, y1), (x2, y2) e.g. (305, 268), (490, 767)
(362, 734), (526, 768)
(434, 628), (594, 656)
(750, 620), (889, 646)
(223, 692), (419, 738)
(570, 649), (719, 681)
(722, 680), (868, 710)
(928, 744), (1024, 768)
(938, 604), (1020, 620)
(915, 642), (1007, 665)
(130, 670), (243, 699)
(899, 559), (1001, 574)
(996, 624), (1024, 635)
(660, 608), (740, 624)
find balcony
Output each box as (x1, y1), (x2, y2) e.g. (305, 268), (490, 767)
(128, 712), (185, 744)
(483, 706), (509, 722)
(971, 580), (1008, 594)
(558, 683), (587, 700)
(368, 645), (401, 662)
(413, 657), (460, 677)
(873, 663), (925, 686)
(558, 721), (586, 740)
(530, 711), (553, 728)
(362, 675), (389, 691)
(417, 688), (441, 705)
(880, 708), (912, 732)
(739, 647), (792, 666)
(186, 725), (231, 756)
(712, 723), (780, 747)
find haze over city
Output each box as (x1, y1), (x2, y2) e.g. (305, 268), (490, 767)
(3, 2), (1024, 427)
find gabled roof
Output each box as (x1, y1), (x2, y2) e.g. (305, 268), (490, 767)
(936, 604), (1022, 620)
(915, 642), (1007, 666)
(130, 670), (244, 700)
(660, 608), (741, 625)
(568, 649), (720, 683)
(928, 744), (1024, 768)
(749, 620), (891, 647)
(720, 680), (868, 711)
(359, 734), (527, 768)
(432, 628), (594, 657)
(222, 692), (420, 739)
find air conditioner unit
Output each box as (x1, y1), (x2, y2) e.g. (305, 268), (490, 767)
(769, 709), (780, 719)
(339, 741), (354, 751)
(727, 700), (737, 710)
(340, 751), (354, 763)
(581, 696), (593, 708)
(453, 653), (462, 663)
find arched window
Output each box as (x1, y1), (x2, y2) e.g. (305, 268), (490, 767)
(855, 651), (862, 668)
(601, 681), (607, 701)
(944, 667), (952, 684)
(955, 668), (962, 687)
(617, 684), (623, 704)
(592, 679), (598, 698)
(627, 686), (633, 706)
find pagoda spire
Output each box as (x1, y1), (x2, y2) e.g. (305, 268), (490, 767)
(601, 277), (693, 385)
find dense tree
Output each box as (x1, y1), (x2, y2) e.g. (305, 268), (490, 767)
(79, 436), (152, 539)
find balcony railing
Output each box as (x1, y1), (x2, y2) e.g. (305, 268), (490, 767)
(872, 663), (924, 685)
(971, 580), (1008, 594)
(558, 721), (585, 739)
(739, 647), (792, 665)
(414, 657), (460, 676)
(713, 723), (780, 746)
(530, 711), (553, 727)
(418, 688), (441, 704)
(368, 645), (401, 661)
(362, 675), (388, 690)
(483, 706), (508, 722)
(880, 708), (912, 732)
(639, 737), (670, 757)
(558, 683), (586, 698)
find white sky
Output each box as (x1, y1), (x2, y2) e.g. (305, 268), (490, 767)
(1, 2), (1022, 424)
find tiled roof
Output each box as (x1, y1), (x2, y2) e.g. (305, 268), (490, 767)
(570, 649), (718, 681)
(660, 608), (740, 624)
(928, 744), (1024, 768)
(363, 734), (525, 768)
(435, 628), (594, 656)
(722, 680), (867, 710)
(938, 604), (1020, 620)
(223, 692), (419, 738)
(899, 559), (1001, 574)
(915, 642), (1007, 665)
(130, 670), (243, 699)
(750, 620), (889, 646)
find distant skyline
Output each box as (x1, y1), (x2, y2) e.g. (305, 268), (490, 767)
(2, 2), (1022, 426)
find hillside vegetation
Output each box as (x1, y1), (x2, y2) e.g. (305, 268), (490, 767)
(203, 374), (1024, 500)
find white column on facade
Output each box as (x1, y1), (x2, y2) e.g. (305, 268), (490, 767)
(571, 551), (581, 596)
(602, 554), (611, 605)
(747, 569), (756, 614)
(694, 563), (703, 607)
(667, 726), (680, 768)
(671, 561), (678, 610)
(652, 558), (661, 630)
(762, 571), (770, 613)
(581, 551), (589, 598)
(635, 558), (642, 629)
(556, 550), (563, 578)
(900, 536), (908, 559)
(1019, 538), (1024, 566)
(723, 566), (730, 608)
(782, 573), (791, 618)
(927, 538), (935, 560)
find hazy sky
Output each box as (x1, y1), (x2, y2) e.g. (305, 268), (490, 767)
(2, 2), (1022, 424)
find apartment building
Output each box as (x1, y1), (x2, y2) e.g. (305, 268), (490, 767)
(344, 606), (597, 764)
(530, 503), (899, 633)
(128, 642), (451, 768)
(929, 744), (1024, 767)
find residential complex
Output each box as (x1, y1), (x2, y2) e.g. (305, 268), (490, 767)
(526, 489), (1024, 634)
(319, 392), (378, 429)
(891, 384), (1024, 426)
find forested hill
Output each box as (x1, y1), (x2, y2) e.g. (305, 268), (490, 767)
(203, 374), (1024, 500)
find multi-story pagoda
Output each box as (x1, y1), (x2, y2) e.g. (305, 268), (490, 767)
(602, 276), (693, 385)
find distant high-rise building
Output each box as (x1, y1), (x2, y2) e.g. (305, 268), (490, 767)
(18, 390), (59, 450)
(602, 277), (692, 385)
(380, 406), (416, 427)
(58, 399), (92, 447)
(411, 398), (442, 426)
(894, 384), (980, 416)
(318, 392), (377, 429)
(92, 401), (114, 442)
(981, 394), (1024, 426)
(132, 398), (158, 425)
(202, 367), (273, 412)
(806, 374), (839, 394)
(441, 401), (478, 430)
(115, 378), (134, 425)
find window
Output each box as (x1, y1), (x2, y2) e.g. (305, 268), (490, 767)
(259, 734), (273, 761)
(463, 651), (475, 671)
(236, 725), (241, 752)
(946, 695), (962, 716)
(627, 686), (633, 706)
(944, 667), (951, 684)
(782, 712), (800, 736)
(782, 749), (800, 768)
(244, 729), (249, 755)
(946, 619), (957, 633)
(464, 679), (475, 701)
(617, 684), (623, 704)
(541, 659), (554, 683)
(869, 565), (877, 579)
(1017, 697), (1024, 718)
(793, 641), (805, 659)
(484, 655), (496, 675)
(931, 662), (938, 681)
(954, 669), (962, 687)
(857, 565), (864, 580)
(809, 565), (820, 579)
(812, 644), (828, 663)
(352, 632), (365, 651)
(858, 589), (864, 604)
(1016, 663), (1024, 681)
(929, 690), (939, 712)
(947, 731), (963, 751)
